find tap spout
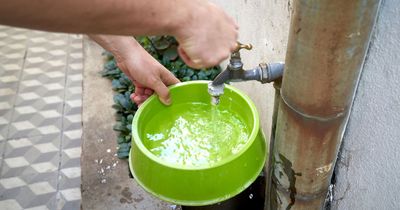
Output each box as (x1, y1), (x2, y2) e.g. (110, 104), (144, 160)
(208, 62), (284, 104)
(210, 62), (284, 87)
(211, 68), (231, 87)
(207, 42), (284, 105)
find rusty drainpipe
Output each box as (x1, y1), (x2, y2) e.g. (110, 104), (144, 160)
(266, 0), (381, 209)
(265, 79), (281, 209)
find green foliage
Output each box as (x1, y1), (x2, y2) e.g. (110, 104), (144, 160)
(101, 36), (221, 159)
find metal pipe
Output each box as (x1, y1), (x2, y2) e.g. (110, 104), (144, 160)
(211, 68), (231, 86)
(268, 0), (381, 209)
(265, 79), (282, 209)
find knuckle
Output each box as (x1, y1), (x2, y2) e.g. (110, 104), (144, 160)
(146, 76), (159, 86)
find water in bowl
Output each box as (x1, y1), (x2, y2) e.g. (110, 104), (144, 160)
(143, 102), (249, 167)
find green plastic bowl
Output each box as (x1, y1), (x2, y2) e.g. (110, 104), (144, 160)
(129, 81), (267, 206)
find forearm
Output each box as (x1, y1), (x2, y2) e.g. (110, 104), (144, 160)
(0, 0), (193, 36)
(89, 34), (139, 63)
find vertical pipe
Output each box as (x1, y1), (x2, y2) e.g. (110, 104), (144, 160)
(265, 79), (281, 210)
(268, 0), (381, 209)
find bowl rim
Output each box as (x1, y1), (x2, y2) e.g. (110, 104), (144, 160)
(131, 80), (260, 170)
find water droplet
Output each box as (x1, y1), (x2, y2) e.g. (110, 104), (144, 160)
(249, 194), (253, 199)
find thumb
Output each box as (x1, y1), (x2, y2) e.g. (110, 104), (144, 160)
(161, 70), (180, 86)
(151, 68), (179, 106)
(151, 79), (172, 106)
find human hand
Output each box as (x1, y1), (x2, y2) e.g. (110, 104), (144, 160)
(173, 1), (238, 69)
(130, 81), (154, 106)
(115, 43), (180, 106)
(90, 35), (180, 106)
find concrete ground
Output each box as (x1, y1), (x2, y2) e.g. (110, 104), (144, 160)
(0, 26), (82, 209)
(81, 37), (178, 210)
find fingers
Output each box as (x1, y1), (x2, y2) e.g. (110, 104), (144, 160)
(131, 83), (153, 106)
(135, 85), (145, 95)
(161, 69), (180, 86)
(178, 47), (202, 69)
(130, 93), (150, 106)
(173, 2), (239, 69)
(144, 88), (153, 95)
(178, 46), (228, 69)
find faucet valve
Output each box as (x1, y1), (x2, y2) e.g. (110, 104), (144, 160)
(207, 42), (284, 105)
(234, 42), (253, 52)
(229, 42), (253, 71)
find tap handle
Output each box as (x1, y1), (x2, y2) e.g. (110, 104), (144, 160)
(234, 42), (253, 53)
(229, 42), (252, 70)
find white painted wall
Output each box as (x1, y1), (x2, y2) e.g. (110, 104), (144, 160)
(210, 0), (292, 139)
(332, 0), (400, 209)
(212, 0), (400, 209)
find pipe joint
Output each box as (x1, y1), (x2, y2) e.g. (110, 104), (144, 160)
(259, 62), (285, 84)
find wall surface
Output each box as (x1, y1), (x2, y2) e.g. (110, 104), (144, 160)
(332, 0), (400, 209)
(210, 0), (292, 138)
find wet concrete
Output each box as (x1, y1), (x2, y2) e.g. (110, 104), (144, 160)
(81, 37), (174, 210)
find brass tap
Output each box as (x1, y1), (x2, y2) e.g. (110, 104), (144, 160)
(234, 42), (253, 52)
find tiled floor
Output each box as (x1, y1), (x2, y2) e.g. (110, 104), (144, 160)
(0, 26), (82, 210)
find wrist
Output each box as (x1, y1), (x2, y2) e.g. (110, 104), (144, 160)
(103, 36), (139, 64)
(165, 0), (197, 37)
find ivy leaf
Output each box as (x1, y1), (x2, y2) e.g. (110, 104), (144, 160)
(104, 60), (117, 70)
(119, 74), (132, 87)
(114, 93), (132, 110)
(163, 46), (178, 61)
(101, 69), (121, 79)
(150, 36), (170, 50)
(112, 104), (123, 112)
(127, 114), (134, 123)
(186, 69), (194, 77)
(117, 136), (125, 144)
(113, 122), (125, 131)
(197, 71), (207, 80)
(118, 143), (131, 152)
(117, 151), (129, 159)
(126, 124), (132, 132)
(115, 112), (123, 121)
(111, 79), (124, 91)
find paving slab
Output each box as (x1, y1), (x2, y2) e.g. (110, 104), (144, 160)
(0, 26), (82, 210)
